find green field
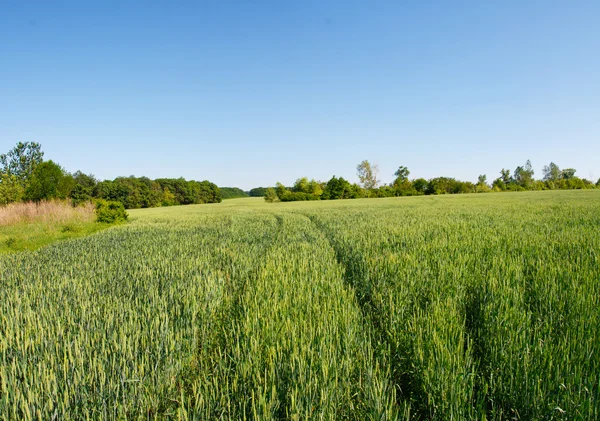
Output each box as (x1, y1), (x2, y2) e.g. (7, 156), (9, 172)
(1, 191), (599, 420)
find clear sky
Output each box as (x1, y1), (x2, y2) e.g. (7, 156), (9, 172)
(1, 1), (599, 189)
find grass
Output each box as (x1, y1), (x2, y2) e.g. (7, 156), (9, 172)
(1, 190), (599, 420)
(0, 200), (112, 253)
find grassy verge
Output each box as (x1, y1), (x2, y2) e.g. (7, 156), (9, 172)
(0, 200), (119, 254)
(0, 220), (114, 254)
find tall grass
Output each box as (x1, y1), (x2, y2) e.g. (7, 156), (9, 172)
(0, 200), (94, 226)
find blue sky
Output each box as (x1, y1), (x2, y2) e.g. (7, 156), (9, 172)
(1, 1), (599, 189)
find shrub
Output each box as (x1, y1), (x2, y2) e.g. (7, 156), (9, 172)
(264, 188), (278, 203)
(95, 199), (128, 223)
(279, 191), (320, 202)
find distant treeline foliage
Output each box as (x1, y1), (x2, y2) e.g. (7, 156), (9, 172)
(0, 142), (222, 208)
(266, 159), (599, 202)
(220, 187), (248, 199)
(248, 187), (268, 197)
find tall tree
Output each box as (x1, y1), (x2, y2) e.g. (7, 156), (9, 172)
(356, 160), (380, 191)
(561, 168), (576, 180)
(500, 168), (511, 184)
(514, 160), (534, 188)
(542, 162), (562, 182)
(264, 187), (278, 203)
(0, 142), (44, 186)
(0, 173), (24, 205)
(24, 160), (73, 201)
(394, 166), (410, 183)
(476, 174), (490, 192)
(293, 177), (310, 193)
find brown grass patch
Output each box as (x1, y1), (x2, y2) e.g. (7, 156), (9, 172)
(0, 200), (95, 226)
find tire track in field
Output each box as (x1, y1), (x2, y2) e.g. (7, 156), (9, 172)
(170, 212), (284, 419)
(304, 212), (428, 420)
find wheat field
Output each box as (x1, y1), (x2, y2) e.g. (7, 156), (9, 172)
(1, 191), (599, 420)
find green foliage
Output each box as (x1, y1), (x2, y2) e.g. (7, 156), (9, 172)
(393, 179), (417, 196)
(96, 177), (221, 209)
(542, 162), (562, 183)
(562, 168), (576, 180)
(394, 165), (410, 182)
(513, 159), (535, 188)
(264, 187), (278, 202)
(292, 177), (324, 198)
(279, 191), (320, 202)
(322, 176), (352, 199)
(69, 170), (97, 205)
(426, 177), (474, 195)
(413, 178), (428, 194)
(0, 141), (44, 185)
(292, 177), (310, 193)
(24, 160), (74, 201)
(476, 174), (490, 193)
(94, 199), (128, 223)
(249, 187), (268, 197)
(0, 173), (24, 205)
(356, 160), (380, 191)
(161, 187), (177, 206)
(220, 187), (248, 199)
(275, 182), (288, 200)
(500, 168), (511, 184)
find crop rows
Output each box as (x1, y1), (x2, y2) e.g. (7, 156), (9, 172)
(1, 191), (599, 419)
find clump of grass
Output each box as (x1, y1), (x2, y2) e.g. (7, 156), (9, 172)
(0, 200), (94, 226)
(4, 236), (16, 248)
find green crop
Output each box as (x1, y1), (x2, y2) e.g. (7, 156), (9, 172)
(1, 190), (598, 420)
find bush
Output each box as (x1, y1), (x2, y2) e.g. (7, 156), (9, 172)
(279, 191), (320, 202)
(95, 199), (128, 223)
(264, 188), (278, 203)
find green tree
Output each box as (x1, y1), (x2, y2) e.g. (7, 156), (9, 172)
(413, 178), (428, 194)
(514, 160), (534, 189)
(264, 187), (278, 203)
(249, 187), (268, 197)
(308, 179), (323, 197)
(542, 162), (561, 182)
(275, 182), (288, 200)
(500, 168), (511, 184)
(0, 142), (44, 186)
(24, 160), (73, 201)
(322, 176), (352, 200)
(293, 177), (310, 193)
(162, 188), (176, 206)
(394, 166), (410, 182)
(562, 168), (576, 180)
(219, 187), (247, 199)
(356, 160), (379, 192)
(0, 173), (25, 205)
(393, 179), (415, 196)
(476, 174), (490, 192)
(70, 171), (97, 205)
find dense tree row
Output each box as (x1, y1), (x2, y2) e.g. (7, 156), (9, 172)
(0, 142), (221, 208)
(266, 159), (599, 202)
(248, 187), (268, 197)
(219, 187), (248, 199)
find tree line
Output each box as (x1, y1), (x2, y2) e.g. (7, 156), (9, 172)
(220, 187), (248, 199)
(264, 159), (599, 202)
(0, 142), (222, 208)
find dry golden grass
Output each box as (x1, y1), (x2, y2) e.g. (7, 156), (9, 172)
(0, 200), (95, 226)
